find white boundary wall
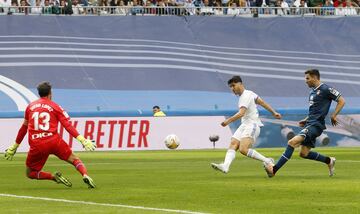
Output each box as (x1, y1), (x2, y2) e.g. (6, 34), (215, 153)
(0, 116), (232, 152)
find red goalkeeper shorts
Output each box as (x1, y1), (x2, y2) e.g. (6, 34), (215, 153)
(26, 138), (73, 171)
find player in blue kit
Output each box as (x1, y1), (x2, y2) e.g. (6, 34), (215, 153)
(264, 69), (345, 177)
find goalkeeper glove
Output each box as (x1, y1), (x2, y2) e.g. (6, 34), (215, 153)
(5, 143), (19, 161)
(76, 135), (96, 151)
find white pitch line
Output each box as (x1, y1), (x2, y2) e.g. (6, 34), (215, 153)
(0, 193), (210, 214)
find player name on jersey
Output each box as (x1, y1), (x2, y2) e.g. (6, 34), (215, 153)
(29, 103), (54, 112)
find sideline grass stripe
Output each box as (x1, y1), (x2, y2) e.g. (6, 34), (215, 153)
(0, 193), (210, 214)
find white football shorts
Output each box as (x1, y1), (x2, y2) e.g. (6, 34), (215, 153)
(232, 123), (260, 142)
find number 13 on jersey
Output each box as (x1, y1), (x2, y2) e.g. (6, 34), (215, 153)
(32, 112), (50, 131)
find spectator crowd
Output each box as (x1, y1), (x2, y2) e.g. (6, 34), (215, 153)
(0, 0), (359, 15)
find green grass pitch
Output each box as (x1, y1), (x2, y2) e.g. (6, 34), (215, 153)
(0, 148), (359, 214)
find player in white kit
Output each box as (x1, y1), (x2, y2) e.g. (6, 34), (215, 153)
(211, 76), (282, 174)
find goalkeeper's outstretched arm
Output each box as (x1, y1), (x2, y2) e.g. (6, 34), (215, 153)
(5, 120), (28, 160)
(58, 116), (96, 152)
(16, 119), (28, 145)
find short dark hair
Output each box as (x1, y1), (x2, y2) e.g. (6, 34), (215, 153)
(153, 106), (160, 110)
(37, 81), (52, 97)
(227, 76), (242, 85)
(305, 69), (320, 79)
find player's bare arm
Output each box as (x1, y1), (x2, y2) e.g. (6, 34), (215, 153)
(255, 97), (281, 119)
(331, 96), (345, 126)
(298, 117), (308, 127)
(221, 107), (246, 127)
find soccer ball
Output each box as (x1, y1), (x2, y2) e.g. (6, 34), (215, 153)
(164, 134), (180, 149)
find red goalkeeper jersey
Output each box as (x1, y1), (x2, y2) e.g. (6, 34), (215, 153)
(25, 97), (79, 146)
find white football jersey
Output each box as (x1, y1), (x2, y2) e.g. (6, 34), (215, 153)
(238, 90), (263, 126)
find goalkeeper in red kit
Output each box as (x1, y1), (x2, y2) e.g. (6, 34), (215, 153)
(5, 81), (96, 188)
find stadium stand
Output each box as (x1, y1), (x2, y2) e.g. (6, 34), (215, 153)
(0, 16), (359, 114)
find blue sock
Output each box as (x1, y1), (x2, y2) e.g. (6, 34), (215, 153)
(273, 145), (294, 174)
(304, 151), (330, 164)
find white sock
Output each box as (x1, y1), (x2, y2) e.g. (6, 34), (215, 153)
(223, 149), (236, 170)
(247, 149), (267, 162)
